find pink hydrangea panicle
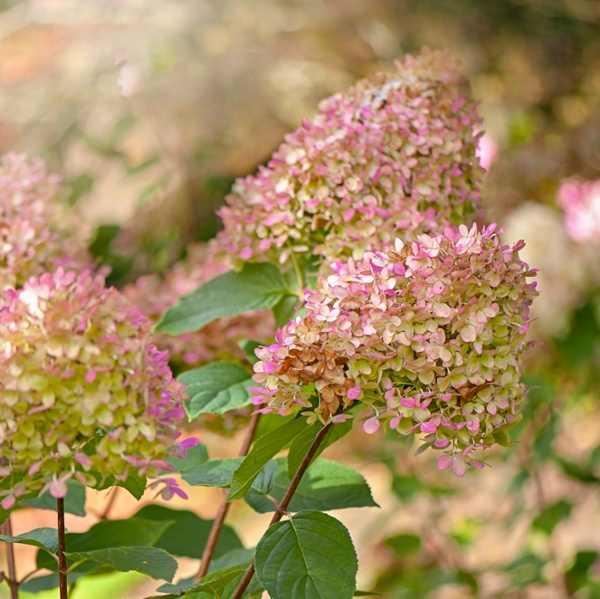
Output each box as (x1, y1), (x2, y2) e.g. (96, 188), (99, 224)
(0, 152), (92, 289)
(0, 268), (188, 505)
(124, 240), (274, 366)
(251, 224), (537, 474)
(558, 179), (600, 243)
(217, 48), (484, 271)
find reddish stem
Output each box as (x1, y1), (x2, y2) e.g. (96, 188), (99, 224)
(194, 411), (261, 581)
(57, 497), (69, 599)
(231, 421), (333, 599)
(1, 516), (19, 599)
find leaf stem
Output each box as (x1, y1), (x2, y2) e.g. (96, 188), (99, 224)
(194, 411), (261, 581)
(57, 497), (69, 599)
(1, 516), (19, 599)
(231, 420), (333, 599)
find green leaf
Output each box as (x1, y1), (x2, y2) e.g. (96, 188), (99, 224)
(273, 294), (300, 328)
(150, 565), (247, 598)
(36, 518), (172, 572)
(67, 546), (177, 581)
(23, 480), (86, 516)
(238, 339), (262, 366)
(255, 510), (358, 599)
(0, 527), (58, 555)
(287, 419), (353, 479)
(531, 499), (573, 535)
(384, 533), (422, 557)
(168, 443), (210, 474)
(227, 417), (309, 502)
(133, 505), (244, 560)
(245, 458), (378, 513)
(565, 550), (599, 594)
(178, 362), (253, 419)
(182, 457), (243, 488)
(156, 262), (287, 335)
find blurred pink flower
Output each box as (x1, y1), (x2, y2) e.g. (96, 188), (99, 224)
(476, 132), (498, 171)
(0, 153), (92, 289)
(558, 179), (600, 243)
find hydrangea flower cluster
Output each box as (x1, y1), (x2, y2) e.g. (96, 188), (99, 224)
(124, 241), (274, 366)
(0, 152), (91, 289)
(0, 268), (188, 509)
(251, 225), (538, 475)
(217, 48), (484, 270)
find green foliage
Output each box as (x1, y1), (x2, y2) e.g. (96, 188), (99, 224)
(287, 419), (353, 478)
(22, 481), (86, 516)
(156, 262), (290, 335)
(531, 499), (573, 536)
(254, 511), (358, 599)
(132, 505), (244, 560)
(245, 458), (378, 513)
(178, 361), (253, 419)
(227, 417), (309, 501)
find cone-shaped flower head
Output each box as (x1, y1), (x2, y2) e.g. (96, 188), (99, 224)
(0, 268), (187, 508)
(252, 224), (538, 474)
(0, 153), (92, 289)
(217, 48), (484, 270)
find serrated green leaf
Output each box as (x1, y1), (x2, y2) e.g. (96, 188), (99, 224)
(133, 505), (244, 560)
(287, 419), (353, 479)
(227, 417), (309, 502)
(178, 362), (253, 419)
(0, 527), (58, 555)
(246, 458), (378, 513)
(67, 546), (177, 581)
(156, 263), (287, 335)
(255, 511), (357, 599)
(23, 480), (86, 516)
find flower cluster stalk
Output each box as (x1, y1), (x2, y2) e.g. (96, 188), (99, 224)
(1, 517), (19, 599)
(231, 421), (333, 599)
(195, 412), (261, 581)
(57, 498), (68, 599)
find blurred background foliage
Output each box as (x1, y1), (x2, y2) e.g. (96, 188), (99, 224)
(1, 0), (600, 597)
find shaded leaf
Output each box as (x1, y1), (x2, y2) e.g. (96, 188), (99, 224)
(0, 527), (58, 556)
(67, 546), (177, 581)
(133, 505), (244, 560)
(287, 419), (353, 479)
(23, 480), (86, 516)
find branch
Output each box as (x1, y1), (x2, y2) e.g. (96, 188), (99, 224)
(231, 420), (333, 599)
